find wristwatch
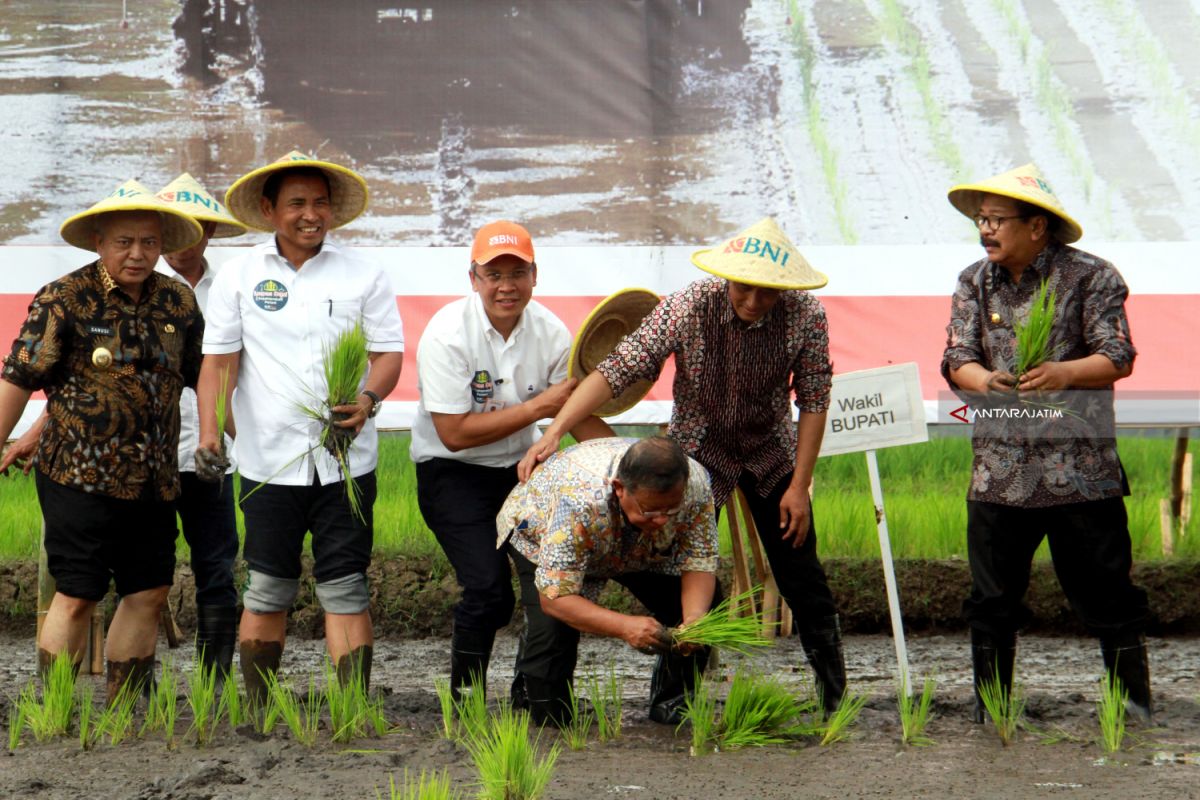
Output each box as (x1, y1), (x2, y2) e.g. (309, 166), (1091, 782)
(361, 389), (382, 419)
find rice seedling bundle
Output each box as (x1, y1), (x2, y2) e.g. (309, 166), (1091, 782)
(718, 670), (810, 749)
(1012, 279), (1059, 378)
(1096, 673), (1127, 753)
(818, 692), (868, 746)
(466, 702), (559, 800)
(21, 653), (76, 741)
(679, 673), (718, 756)
(896, 676), (936, 746)
(305, 320), (371, 521)
(671, 588), (773, 656)
(978, 673), (1025, 746)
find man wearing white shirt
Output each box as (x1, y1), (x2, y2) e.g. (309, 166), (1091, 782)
(411, 220), (610, 701)
(197, 152), (404, 701)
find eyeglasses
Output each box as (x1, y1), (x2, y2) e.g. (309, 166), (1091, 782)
(472, 268), (533, 286)
(626, 492), (684, 521)
(971, 214), (1025, 232)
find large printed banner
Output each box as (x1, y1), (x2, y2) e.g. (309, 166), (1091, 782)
(3, 242), (1197, 436)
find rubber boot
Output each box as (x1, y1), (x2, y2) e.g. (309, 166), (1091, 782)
(970, 627), (1016, 724)
(105, 655), (155, 706)
(799, 614), (848, 717)
(336, 644), (374, 693)
(240, 639), (283, 707)
(1101, 632), (1153, 724)
(648, 646), (710, 725)
(195, 605), (238, 680)
(450, 626), (495, 702)
(524, 674), (574, 729)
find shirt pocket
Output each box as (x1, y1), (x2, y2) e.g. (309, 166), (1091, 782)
(312, 299), (363, 334)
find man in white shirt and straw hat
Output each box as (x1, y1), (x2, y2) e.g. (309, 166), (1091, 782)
(520, 218), (849, 718)
(942, 163), (1151, 722)
(0, 180), (204, 703)
(197, 152), (404, 702)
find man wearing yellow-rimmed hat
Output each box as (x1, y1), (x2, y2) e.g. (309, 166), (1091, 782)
(520, 218), (849, 717)
(0, 180), (204, 703)
(196, 152), (404, 701)
(410, 219), (612, 704)
(941, 164), (1152, 723)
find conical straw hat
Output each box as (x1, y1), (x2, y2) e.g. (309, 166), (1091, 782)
(60, 179), (204, 253)
(569, 288), (661, 417)
(947, 163), (1082, 243)
(690, 218), (827, 290)
(224, 150), (369, 232)
(156, 173), (247, 240)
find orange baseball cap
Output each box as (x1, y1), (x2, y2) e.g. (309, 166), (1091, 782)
(471, 220), (535, 265)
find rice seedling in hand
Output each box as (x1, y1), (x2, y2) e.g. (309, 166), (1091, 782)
(559, 684), (593, 751)
(896, 676), (936, 746)
(1012, 280), (1059, 379)
(978, 672), (1025, 746)
(718, 669), (807, 749)
(678, 672), (718, 756)
(466, 702), (560, 800)
(22, 652), (77, 741)
(1097, 673), (1128, 754)
(584, 664), (623, 742)
(671, 588), (773, 656)
(187, 661), (225, 747)
(378, 768), (461, 800)
(818, 691), (868, 746)
(141, 657), (180, 747)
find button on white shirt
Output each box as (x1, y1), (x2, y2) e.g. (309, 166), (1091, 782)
(203, 240), (405, 485)
(410, 294), (569, 468)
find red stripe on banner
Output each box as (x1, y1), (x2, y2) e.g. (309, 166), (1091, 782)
(2, 293), (1195, 403)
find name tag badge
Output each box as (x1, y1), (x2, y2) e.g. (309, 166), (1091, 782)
(482, 398), (507, 413)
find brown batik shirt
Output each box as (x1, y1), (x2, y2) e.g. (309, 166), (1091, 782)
(941, 241), (1136, 508)
(596, 276), (832, 508)
(2, 261), (204, 501)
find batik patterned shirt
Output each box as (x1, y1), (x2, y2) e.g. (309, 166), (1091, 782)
(497, 437), (719, 601)
(595, 277), (832, 508)
(2, 261), (204, 501)
(941, 241), (1136, 507)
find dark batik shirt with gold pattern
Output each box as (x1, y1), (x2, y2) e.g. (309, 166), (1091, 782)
(2, 261), (204, 501)
(942, 241), (1136, 508)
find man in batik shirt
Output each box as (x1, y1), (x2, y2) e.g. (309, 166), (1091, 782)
(942, 163), (1151, 722)
(520, 218), (848, 714)
(0, 181), (203, 703)
(499, 436), (718, 726)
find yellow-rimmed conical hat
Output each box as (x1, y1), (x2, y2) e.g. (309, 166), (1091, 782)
(156, 173), (247, 240)
(60, 179), (204, 253)
(948, 163), (1082, 244)
(690, 218), (827, 290)
(569, 288), (661, 417)
(224, 150), (369, 232)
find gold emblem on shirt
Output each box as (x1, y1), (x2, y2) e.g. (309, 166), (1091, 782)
(989, 312), (1002, 324)
(92, 347), (113, 368)
(164, 323), (176, 333)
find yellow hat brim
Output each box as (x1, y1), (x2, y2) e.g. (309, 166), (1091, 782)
(224, 154), (369, 232)
(568, 288), (661, 418)
(60, 182), (204, 253)
(948, 165), (1083, 243)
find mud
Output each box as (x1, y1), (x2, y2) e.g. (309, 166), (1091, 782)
(1, 630), (1199, 799)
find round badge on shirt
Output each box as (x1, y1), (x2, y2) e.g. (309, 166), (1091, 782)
(471, 370), (495, 403)
(252, 279), (289, 311)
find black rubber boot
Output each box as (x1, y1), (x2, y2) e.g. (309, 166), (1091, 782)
(970, 627), (1016, 724)
(648, 647), (710, 725)
(523, 674), (574, 728)
(799, 614), (848, 717)
(1100, 632), (1153, 724)
(450, 626), (495, 703)
(195, 605), (238, 680)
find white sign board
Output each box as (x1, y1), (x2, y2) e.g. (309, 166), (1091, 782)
(819, 362), (928, 457)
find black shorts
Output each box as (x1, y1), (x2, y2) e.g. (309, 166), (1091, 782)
(36, 471), (178, 601)
(240, 471), (376, 583)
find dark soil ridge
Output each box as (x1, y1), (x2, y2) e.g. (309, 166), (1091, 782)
(0, 557), (1197, 639)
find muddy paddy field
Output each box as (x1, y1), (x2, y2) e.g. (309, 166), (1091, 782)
(2, 558), (1199, 799)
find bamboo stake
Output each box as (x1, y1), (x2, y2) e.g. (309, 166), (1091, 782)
(1160, 498), (1175, 556)
(725, 495), (756, 619)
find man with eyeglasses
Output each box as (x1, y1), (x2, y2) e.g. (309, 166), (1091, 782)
(497, 435), (719, 727)
(942, 163), (1152, 723)
(410, 220), (611, 702)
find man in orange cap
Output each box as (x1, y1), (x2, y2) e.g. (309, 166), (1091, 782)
(411, 220), (610, 703)
(942, 164), (1152, 723)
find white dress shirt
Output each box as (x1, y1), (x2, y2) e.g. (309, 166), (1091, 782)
(410, 294), (569, 468)
(203, 240), (405, 485)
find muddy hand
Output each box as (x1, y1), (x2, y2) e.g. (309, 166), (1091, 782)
(194, 446), (229, 482)
(626, 618), (672, 655)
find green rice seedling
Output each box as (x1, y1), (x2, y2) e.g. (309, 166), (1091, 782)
(559, 684), (593, 751)
(1013, 280), (1059, 378)
(269, 673), (322, 747)
(99, 679), (139, 746)
(22, 652), (77, 741)
(1097, 673), (1127, 753)
(377, 769), (460, 800)
(452, 676), (490, 744)
(978, 671), (1025, 746)
(325, 659), (370, 743)
(584, 664), (623, 743)
(364, 690), (389, 737)
(434, 677), (455, 739)
(7, 696), (25, 751)
(142, 656), (180, 745)
(77, 683), (98, 750)
(718, 669), (806, 750)
(671, 588), (772, 656)
(896, 676), (936, 746)
(221, 672), (245, 730)
(679, 672), (718, 756)
(187, 661), (225, 747)
(214, 365), (231, 453)
(818, 692), (868, 746)
(466, 702), (560, 800)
